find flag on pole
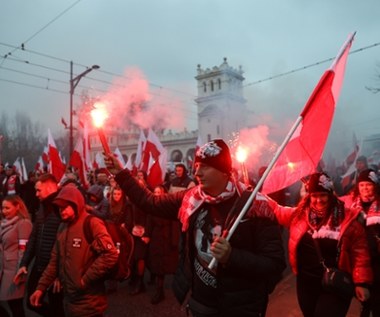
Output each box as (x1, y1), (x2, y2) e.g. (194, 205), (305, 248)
(114, 147), (126, 168)
(144, 129), (167, 188)
(47, 129), (66, 181)
(35, 156), (45, 174)
(68, 139), (89, 189)
(136, 130), (148, 171)
(262, 33), (355, 194)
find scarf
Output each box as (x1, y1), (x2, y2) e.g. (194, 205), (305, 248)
(307, 206), (344, 240)
(351, 196), (380, 226)
(178, 180), (242, 231)
(0, 215), (20, 239)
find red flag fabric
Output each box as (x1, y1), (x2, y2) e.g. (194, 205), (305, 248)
(144, 129), (167, 188)
(69, 139), (89, 189)
(35, 156), (45, 174)
(262, 34), (354, 194)
(47, 129), (65, 182)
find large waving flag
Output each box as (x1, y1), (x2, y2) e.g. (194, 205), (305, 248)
(262, 33), (355, 194)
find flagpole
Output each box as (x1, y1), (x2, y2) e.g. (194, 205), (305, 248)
(208, 33), (355, 270)
(208, 116), (303, 269)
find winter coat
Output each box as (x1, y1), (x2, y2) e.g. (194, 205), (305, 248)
(0, 216), (32, 300)
(273, 203), (373, 285)
(115, 169), (286, 317)
(36, 185), (118, 317)
(20, 191), (61, 273)
(146, 214), (180, 275)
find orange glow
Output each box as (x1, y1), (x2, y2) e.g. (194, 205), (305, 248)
(236, 146), (248, 163)
(91, 102), (108, 128)
(287, 162), (295, 170)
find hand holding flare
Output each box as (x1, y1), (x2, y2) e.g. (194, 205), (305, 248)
(91, 102), (111, 154)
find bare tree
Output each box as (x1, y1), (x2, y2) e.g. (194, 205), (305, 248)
(0, 111), (45, 171)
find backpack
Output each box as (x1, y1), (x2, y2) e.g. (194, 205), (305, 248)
(83, 215), (134, 281)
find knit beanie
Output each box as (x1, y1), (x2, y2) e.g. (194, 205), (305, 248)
(307, 172), (334, 194)
(194, 139), (232, 174)
(357, 169), (379, 185)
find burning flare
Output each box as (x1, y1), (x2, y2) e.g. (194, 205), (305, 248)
(91, 102), (109, 128)
(236, 145), (248, 163)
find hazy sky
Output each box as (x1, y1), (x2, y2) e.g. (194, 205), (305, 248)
(1, 0), (379, 161)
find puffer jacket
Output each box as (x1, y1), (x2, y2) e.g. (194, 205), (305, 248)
(273, 203), (373, 285)
(20, 191), (61, 272)
(115, 169), (286, 317)
(36, 185), (118, 317)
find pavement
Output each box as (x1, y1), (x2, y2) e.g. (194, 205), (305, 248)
(20, 272), (362, 317)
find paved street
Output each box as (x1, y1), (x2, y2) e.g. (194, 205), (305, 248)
(20, 272), (362, 316)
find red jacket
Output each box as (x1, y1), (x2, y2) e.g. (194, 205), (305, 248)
(273, 203), (373, 285)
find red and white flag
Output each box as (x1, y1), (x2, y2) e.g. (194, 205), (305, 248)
(47, 129), (66, 181)
(262, 33), (355, 194)
(35, 156), (45, 174)
(144, 129), (167, 188)
(114, 147), (126, 168)
(136, 129), (147, 171)
(68, 139), (89, 189)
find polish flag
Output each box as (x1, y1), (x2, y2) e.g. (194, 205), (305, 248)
(135, 129), (147, 171)
(13, 158), (24, 183)
(262, 33), (355, 194)
(144, 129), (167, 188)
(114, 147), (126, 168)
(95, 152), (106, 168)
(21, 158), (28, 182)
(68, 139), (89, 189)
(42, 146), (49, 164)
(35, 156), (44, 173)
(47, 129), (65, 181)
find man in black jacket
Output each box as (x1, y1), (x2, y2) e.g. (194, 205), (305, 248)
(13, 173), (64, 317)
(105, 139), (285, 317)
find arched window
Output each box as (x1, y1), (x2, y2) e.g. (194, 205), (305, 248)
(210, 80), (214, 91)
(218, 78), (221, 89)
(203, 82), (207, 92)
(171, 150), (183, 162)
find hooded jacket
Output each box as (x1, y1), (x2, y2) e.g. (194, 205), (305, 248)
(36, 184), (118, 317)
(86, 184), (109, 220)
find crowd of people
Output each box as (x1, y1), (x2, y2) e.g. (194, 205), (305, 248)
(0, 139), (379, 317)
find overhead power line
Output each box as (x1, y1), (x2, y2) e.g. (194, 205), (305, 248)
(244, 41), (380, 87)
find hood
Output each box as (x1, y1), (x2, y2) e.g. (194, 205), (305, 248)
(53, 183), (85, 215)
(87, 184), (104, 199)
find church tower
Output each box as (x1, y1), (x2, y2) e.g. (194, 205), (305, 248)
(195, 57), (247, 143)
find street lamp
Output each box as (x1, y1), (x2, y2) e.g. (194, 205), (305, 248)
(69, 61), (100, 156)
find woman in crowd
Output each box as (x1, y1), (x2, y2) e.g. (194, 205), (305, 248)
(340, 169), (380, 317)
(146, 185), (180, 304)
(106, 185), (130, 293)
(0, 195), (33, 317)
(264, 172), (373, 317)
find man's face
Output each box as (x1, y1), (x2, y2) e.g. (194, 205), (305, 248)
(356, 161), (367, 172)
(97, 173), (108, 185)
(194, 163), (229, 196)
(35, 181), (55, 201)
(175, 166), (184, 178)
(59, 205), (76, 222)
